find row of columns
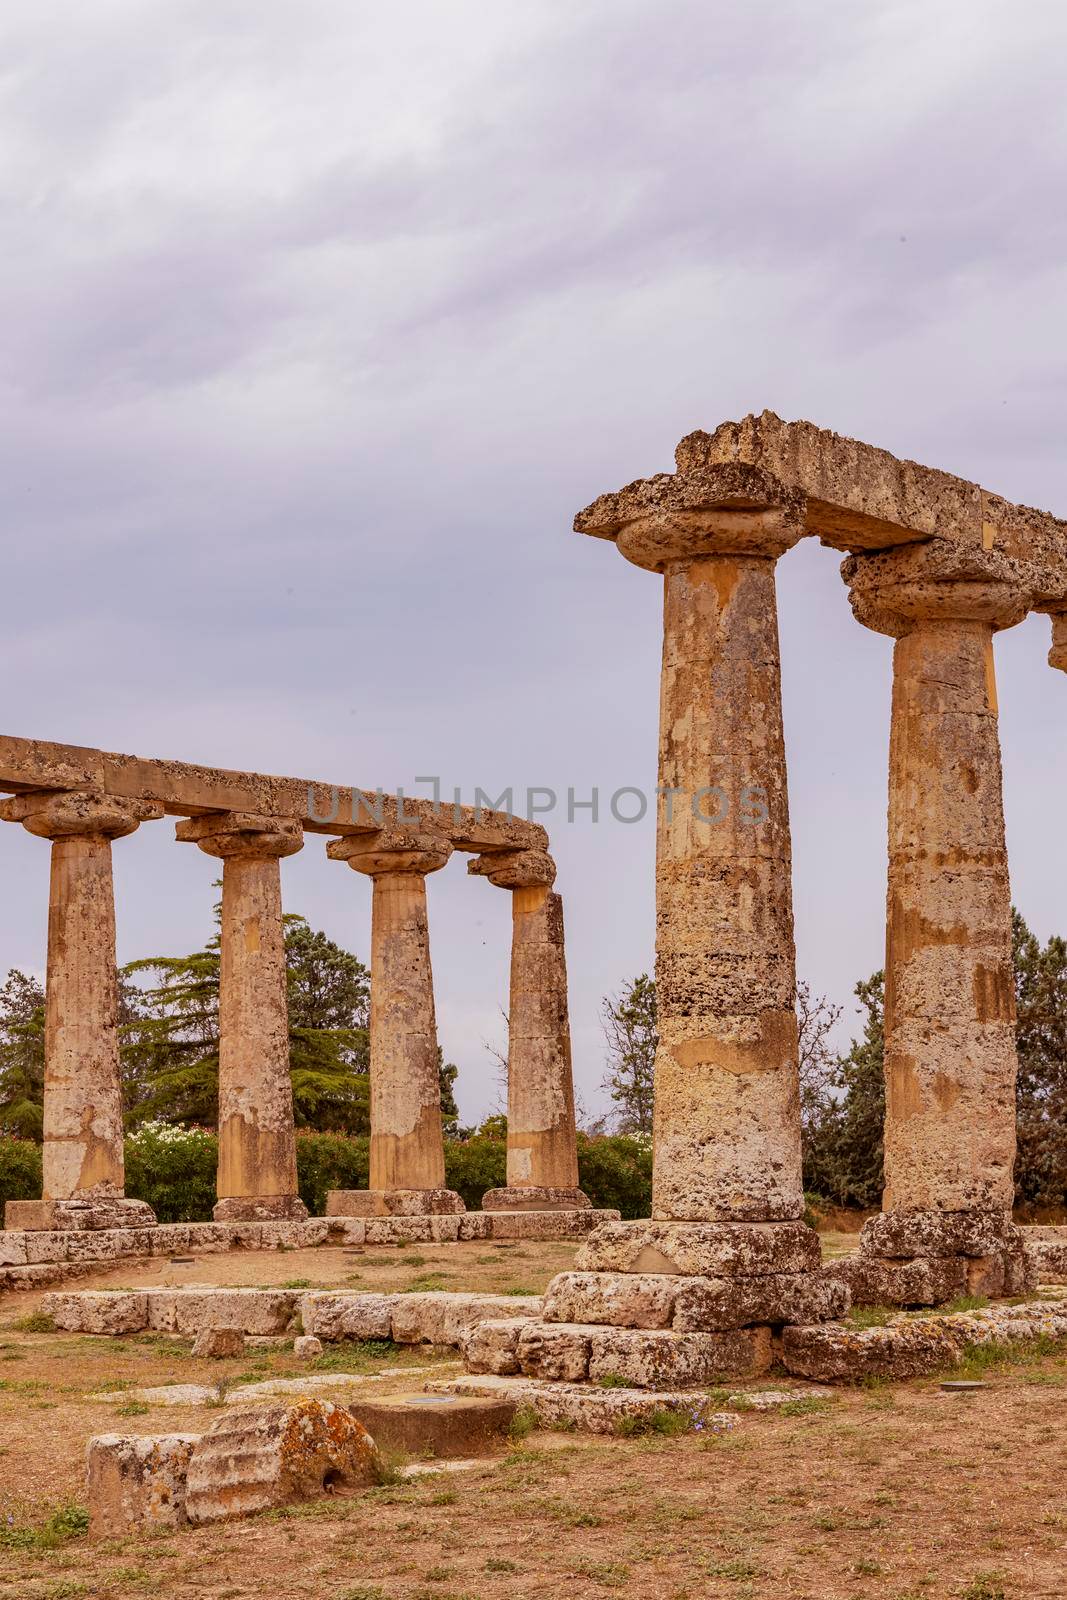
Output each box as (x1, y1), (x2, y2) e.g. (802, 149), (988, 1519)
(0, 797), (586, 1229)
(602, 474), (1028, 1283)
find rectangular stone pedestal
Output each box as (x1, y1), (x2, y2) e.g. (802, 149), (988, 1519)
(325, 1189), (465, 1218)
(481, 1187), (591, 1212)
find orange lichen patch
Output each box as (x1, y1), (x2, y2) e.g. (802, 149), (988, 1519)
(888, 898), (971, 964)
(671, 1010), (797, 1075)
(886, 1054), (922, 1120)
(974, 961), (1015, 1024)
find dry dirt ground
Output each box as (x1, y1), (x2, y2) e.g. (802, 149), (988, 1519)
(0, 1238), (1064, 1600)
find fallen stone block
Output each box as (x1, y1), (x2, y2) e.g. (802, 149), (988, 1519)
(390, 1292), (542, 1347)
(1025, 1236), (1067, 1284)
(294, 1336), (322, 1360)
(184, 1399), (380, 1523)
(300, 1292), (394, 1342)
(461, 1318), (530, 1376)
(87, 1433), (199, 1537)
(517, 1322), (593, 1381)
(575, 1220), (821, 1277)
(434, 1375), (738, 1436)
(326, 1189), (464, 1218)
(541, 1271), (678, 1329)
(482, 1187), (592, 1212)
(782, 1299), (1067, 1381)
(0, 1232), (28, 1266)
(42, 1291), (149, 1335)
(826, 1253), (967, 1308)
(587, 1325), (774, 1386)
(345, 1391), (515, 1457)
(152, 1289), (299, 1336)
(672, 1271), (848, 1331)
(486, 1209), (620, 1242)
(191, 1328), (246, 1359)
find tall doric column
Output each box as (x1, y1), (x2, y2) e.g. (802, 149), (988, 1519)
(843, 542), (1032, 1302)
(468, 848), (589, 1211)
(326, 829), (464, 1216)
(176, 813), (308, 1222)
(0, 789), (161, 1230)
(500, 460), (844, 1393)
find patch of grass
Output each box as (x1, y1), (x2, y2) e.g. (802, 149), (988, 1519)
(614, 1407), (693, 1438)
(848, 1305), (896, 1328)
(574, 1557), (631, 1587)
(421, 1566), (453, 1582)
(0, 1502), (90, 1551)
(278, 1278), (312, 1290)
(115, 1400), (151, 1417)
(778, 1396), (834, 1416)
(959, 1575), (1006, 1600)
(362, 1255), (400, 1267)
(484, 1557), (518, 1573)
(309, 1338), (396, 1373)
(704, 1558), (760, 1580)
(403, 1274), (453, 1292)
(371, 1449), (411, 1487)
(11, 1312), (55, 1333)
(597, 1372), (628, 1388)
(336, 1588), (388, 1600)
(503, 1285), (537, 1296)
(943, 1294), (990, 1314)
(950, 1334), (1058, 1381)
(853, 1558), (883, 1576)
(507, 1405), (538, 1440)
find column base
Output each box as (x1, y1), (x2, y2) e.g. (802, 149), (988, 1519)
(574, 1218), (823, 1277)
(212, 1196), (309, 1223)
(325, 1189), (466, 1218)
(481, 1187), (591, 1213)
(834, 1208), (1035, 1308)
(5, 1196), (158, 1232)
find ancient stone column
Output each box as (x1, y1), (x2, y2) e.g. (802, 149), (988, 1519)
(0, 789), (162, 1230)
(325, 829), (464, 1216)
(843, 542), (1032, 1303)
(479, 460), (845, 1390)
(468, 848), (589, 1211)
(176, 813), (308, 1222)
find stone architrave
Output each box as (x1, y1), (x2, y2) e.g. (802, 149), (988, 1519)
(468, 848), (588, 1211)
(0, 789), (162, 1230)
(326, 829), (464, 1216)
(841, 542), (1033, 1300)
(176, 813), (308, 1223)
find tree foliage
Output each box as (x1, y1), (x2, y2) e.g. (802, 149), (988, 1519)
(600, 973), (657, 1134)
(0, 970), (45, 1139)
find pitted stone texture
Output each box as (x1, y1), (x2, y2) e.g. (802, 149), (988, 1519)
(147, 1290), (299, 1336)
(434, 1374), (738, 1436)
(575, 1220), (821, 1278)
(345, 1391), (516, 1458)
(587, 1325), (774, 1386)
(516, 1322), (593, 1382)
(482, 1187), (591, 1212)
(325, 1188), (465, 1217)
(829, 1254), (967, 1309)
(212, 1196), (309, 1223)
(294, 1336), (322, 1360)
(301, 1292), (394, 1342)
(1024, 1233), (1067, 1284)
(87, 1433), (198, 1536)
(184, 1400), (380, 1524)
(389, 1292), (542, 1347)
(461, 1318), (532, 1376)
(481, 1208), (618, 1241)
(5, 1196), (157, 1232)
(782, 1299), (1067, 1383)
(542, 1272), (678, 1329)
(191, 1328), (246, 1359)
(861, 1208), (1018, 1260)
(44, 1291), (149, 1334)
(671, 1270), (848, 1331)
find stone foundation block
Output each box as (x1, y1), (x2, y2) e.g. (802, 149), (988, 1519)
(541, 1271), (678, 1329)
(324, 1218), (368, 1246)
(434, 1375), (738, 1436)
(484, 1208), (620, 1241)
(64, 1228), (155, 1262)
(14, 1232), (71, 1264)
(1025, 1235), (1067, 1284)
(294, 1336), (322, 1360)
(346, 1391), (516, 1457)
(151, 1290), (299, 1336)
(87, 1433), (199, 1537)
(191, 1328), (246, 1359)
(300, 1292), (394, 1342)
(482, 1187), (592, 1212)
(325, 1188), (465, 1218)
(390, 1292), (542, 1347)
(461, 1317), (532, 1375)
(365, 1216), (435, 1244)
(184, 1400), (380, 1524)
(212, 1196), (309, 1223)
(782, 1320), (963, 1381)
(860, 1208), (1017, 1260)
(672, 1270), (849, 1331)
(0, 1233), (28, 1266)
(457, 1213), (493, 1241)
(43, 1291), (150, 1334)
(148, 1223), (233, 1255)
(587, 1325), (774, 1386)
(575, 1219), (821, 1277)
(6, 1196), (157, 1232)
(828, 1254), (966, 1308)
(428, 1214), (463, 1242)
(516, 1322), (593, 1381)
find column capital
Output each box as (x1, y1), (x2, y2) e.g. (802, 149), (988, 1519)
(175, 811), (303, 860)
(0, 789), (162, 840)
(843, 542), (1032, 638)
(327, 828), (452, 877)
(467, 848), (556, 890)
(1033, 601), (1067, 672)
(574, 461), (805, 572)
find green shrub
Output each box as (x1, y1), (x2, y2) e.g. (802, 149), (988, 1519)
(295, 1131), (369, 1213)
(123, 1122), (217, 1223)
(0, 1137), (41, 1210)
(577, 1133), (652, 1219)
(444, 1134), (505, 1207)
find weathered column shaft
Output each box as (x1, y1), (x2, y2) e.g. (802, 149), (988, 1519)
(176, 813), (306, 1222)
(327, 829), (463, 1214)
(43, 835), (125, 1199)
(506, 884), (579, 1190)
(368, 869), (447, 1191)
(652, 551), (802, 1222)
(0, 788), (161, 1228)
(217, 853), (298, 1202)
(883, 619), (1017, 1211)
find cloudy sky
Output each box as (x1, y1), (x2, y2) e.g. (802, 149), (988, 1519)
(2, 2), (1066, 1125)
